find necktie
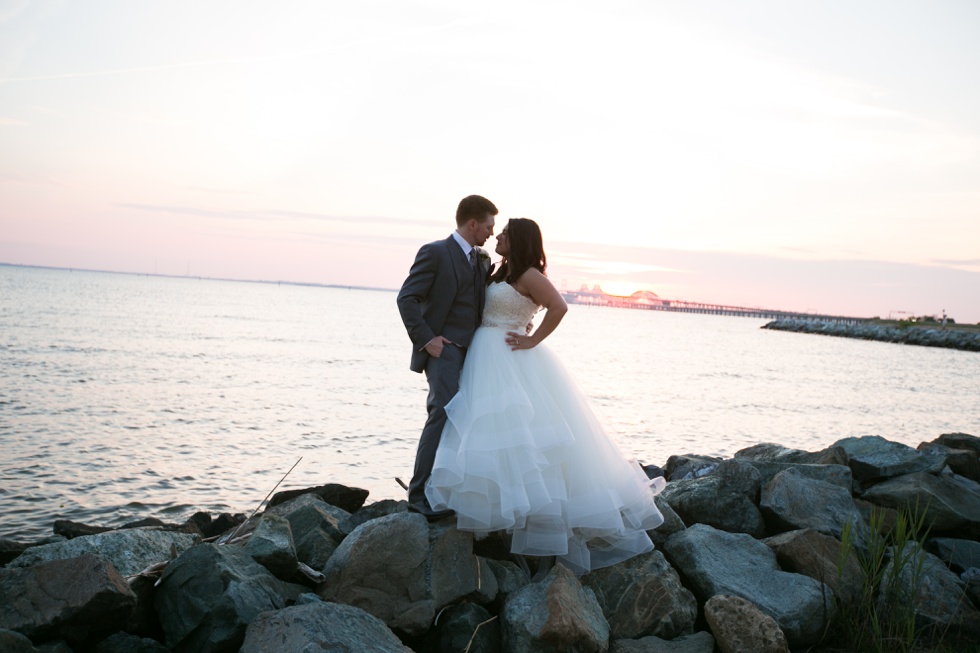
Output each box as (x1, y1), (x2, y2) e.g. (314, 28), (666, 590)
(469, 249), (482, 324)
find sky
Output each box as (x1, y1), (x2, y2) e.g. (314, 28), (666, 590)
(1, 0), (979, 322)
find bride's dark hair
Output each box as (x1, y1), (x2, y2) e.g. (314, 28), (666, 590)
(490, 218), (547, 284)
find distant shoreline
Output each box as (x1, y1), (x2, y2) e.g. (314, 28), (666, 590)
(763, 318), (980, 352)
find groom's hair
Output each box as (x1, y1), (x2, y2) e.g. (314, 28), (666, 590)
(456, 195), (498, 226)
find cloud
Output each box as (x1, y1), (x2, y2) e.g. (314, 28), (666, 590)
(116, 203), (444, 228)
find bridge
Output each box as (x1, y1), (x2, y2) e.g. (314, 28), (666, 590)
(560, 285), (867, 323)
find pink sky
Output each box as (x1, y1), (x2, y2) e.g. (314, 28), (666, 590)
(2, 1), (979, 322)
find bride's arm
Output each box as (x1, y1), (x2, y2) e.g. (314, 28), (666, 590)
(507, 269), (568, 350)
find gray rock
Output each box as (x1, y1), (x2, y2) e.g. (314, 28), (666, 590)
(90, 632), (170, 653)
(155, 543), (285, 653)
(735, 442), (848, 466)
(502, 564), (609, 653)
(935, 432), (980, 458)
(437, 602), (500, 653)
(862, 471), (980, 538)
(764, 529), (862, 607)
(609, 631), (715, 653)
(318, 512), (494, 637)
(918, 442), (979, 481)
(660, 459), (766, 537)
(663, 523), (833, 649)
(880, 544), (980, 639)
(926, 537), (980, 573)
(267, 482), (369, 513)
(0, 553), (137, 647)
(338, 498), (409, 535)
(663, 454), (722, 481)
(704, 594), (789, 653)
(8, 529), (198, 577)
(266, 493), (350, 570)
(240, 600), (413, 653)
(0, 628), (39, 653)
(832, 435), (935, 481)
(245, 513), (297, 578)
(487, 558), (530, 608)
(744, 461), (853, 490)
(582, 550), (697, 640)
(648, 495), (685, 548)
(760, 468), (864, 541)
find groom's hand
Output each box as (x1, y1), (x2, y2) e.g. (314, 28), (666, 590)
(424, 336), (453, 358)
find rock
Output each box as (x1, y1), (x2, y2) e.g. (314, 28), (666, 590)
(240, 600), (413, 652)
(935, 432), (980, 458)
(862, 471), (980, 538)
(918, 442), (979, 481)
(437, 602), (500, 653)
(764, 529), (862, 606)
(926, 537), (980, 573)
(608, 631), (715, 653)
(266, 493), (350, 571)
(154, 543), (285, 652)
(486, 558), (530, 608)
(202, 513), (246, 539)
(0, 540), (30, 566)
(735, 442), (845, 466)
(318, 512), (494, 637)
(663, 454), (722, 481)
(501, 564), (609, 653)
(53, 520), (113, 539)
(760, 468), (864, 541)
(245, 513), (298, 578)
(8, 529), (198, 577)
(90, 632), (170, 652)
(0, 628), (40, 653)
(267, 482), (369, 513)
(832, 435), (935, 482)
(663, 523), (833, 649)
(704, 595), (789, 653)
(648, 495), (685, 548)
(660, 459), (766, 537)
(338, 498), (409, 535)
(880, 544), (980, 639)
(0, 553), (137, 646)
(744, 461), (854, 490)
(582, 550), (697, 640)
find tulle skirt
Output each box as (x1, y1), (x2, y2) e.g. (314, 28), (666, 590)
(425, 325), (665, 575)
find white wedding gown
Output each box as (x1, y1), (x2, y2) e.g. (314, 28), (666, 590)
(425, 281), (665, 575)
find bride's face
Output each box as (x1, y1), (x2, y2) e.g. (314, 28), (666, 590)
(494, 228), (510, 257)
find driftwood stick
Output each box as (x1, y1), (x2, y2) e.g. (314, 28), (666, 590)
(463, 616), (498, 653)
(223, 456), (303, 544)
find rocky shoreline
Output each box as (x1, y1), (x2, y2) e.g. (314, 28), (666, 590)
(2, 433), (980, 653)
(762, 319), (980, 352)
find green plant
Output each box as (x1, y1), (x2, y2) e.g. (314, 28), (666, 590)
(831, 501), (932, 653)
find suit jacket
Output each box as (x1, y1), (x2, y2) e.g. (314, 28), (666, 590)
(397, 235), (490, 373)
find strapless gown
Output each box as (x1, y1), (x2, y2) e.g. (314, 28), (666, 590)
(425, 281), (665, 575)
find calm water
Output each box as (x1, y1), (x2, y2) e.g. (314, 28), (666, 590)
(2, 265), (978, 540)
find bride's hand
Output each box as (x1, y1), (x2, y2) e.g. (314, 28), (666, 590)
(506, 331), (535, 351)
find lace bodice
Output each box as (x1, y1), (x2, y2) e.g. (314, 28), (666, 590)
(482, 282), (540, 330)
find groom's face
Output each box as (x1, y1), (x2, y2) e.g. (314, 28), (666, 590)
(472, 214), (496, 247)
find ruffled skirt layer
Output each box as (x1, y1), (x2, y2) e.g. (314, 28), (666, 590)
(425, 325), (665, 575)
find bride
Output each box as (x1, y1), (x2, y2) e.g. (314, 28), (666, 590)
(425, 218), (665, 576)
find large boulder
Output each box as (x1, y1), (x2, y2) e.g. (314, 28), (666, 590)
(90, 632), (170, 652)
(266, 493), (350, 571)
(663, 524), (832, 649)
(926, 537), (980, 573)
(648, 495), (685, 548)
(154, 544), (285, 653)
(832, 435), (936, 482)
(267, 483), (369, 513)
(861, 471), (980, 538)
(917, 442), (979, 481)
(760, 468), (864, 541)
(704, 595), (789, 653)
(245, 513), (297, 578)
(0, 553), (136, 647)
(318, 513), (495, 637)
(764, 529), (862, 606)
(735, 442), (848, 466)
(663, 454), (722, 481)
(7, 529), (197, 576)
(880, 544), (980, 639)
(582, 550), (697, 640)
(436, 602), (500, 653)
(934, 432), (980, 458)
(743, 461), (853, 490)
(501, 564), (609, 653)
(239, 601), (413, 653)
(660, 460), (766, 537)
(338, 499), (409, 536)
(486, 558), (530, 610)
(608, 631), (715, 653)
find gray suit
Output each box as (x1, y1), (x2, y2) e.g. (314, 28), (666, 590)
(397, 235), (489, 508)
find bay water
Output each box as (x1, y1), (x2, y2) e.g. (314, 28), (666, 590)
(2, 265), (978, 540)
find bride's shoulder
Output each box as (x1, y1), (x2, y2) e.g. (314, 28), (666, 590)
(513, 267), (554, 296)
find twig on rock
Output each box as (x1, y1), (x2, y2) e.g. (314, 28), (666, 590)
(463, 616), (498, 653)
(223, 456), (303, 544)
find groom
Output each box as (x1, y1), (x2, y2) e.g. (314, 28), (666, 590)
(397, 195), (497, 518)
